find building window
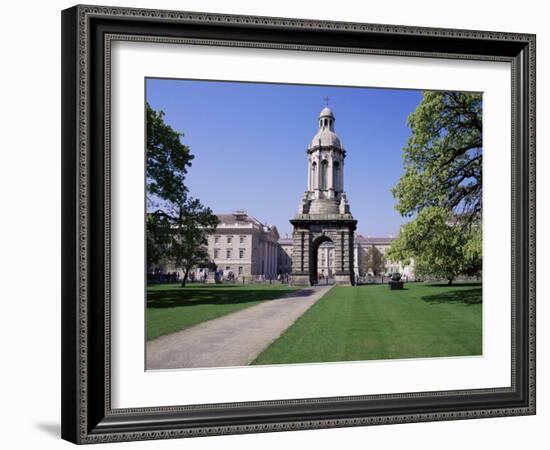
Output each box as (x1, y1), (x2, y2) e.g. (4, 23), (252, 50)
(213, 248), (219, 259)
(239, 248), (245, 259)
(321, 160), (328, 190)
(239, 235), (245, 244)
(227, 236), (233, 244)
(311, 161), (317, 189)
(214, 235), (220, 244)
(226, 249), (232, 259)
(333, 161), (340, 190)
(238, 266), (243, 275)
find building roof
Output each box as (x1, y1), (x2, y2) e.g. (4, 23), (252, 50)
(215, 211), (279, 239)
(278, 235), (396, 246)
(215, 212), (261, 226)
(309, 129), (342, 149)
(278, 238), (293, 246)
(356, 235), (396, 245)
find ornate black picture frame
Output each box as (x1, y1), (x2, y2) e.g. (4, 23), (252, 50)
(61, 4), (536, 444)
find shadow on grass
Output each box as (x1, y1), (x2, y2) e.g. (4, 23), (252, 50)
(147, 287), (299, 309)
(149, 283), (264, 289)
(422, 288), (482, 305)
(356, 284), (409, 290)
(425, 282), (482, 288)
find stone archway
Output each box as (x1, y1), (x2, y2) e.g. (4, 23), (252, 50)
(289, 219), (357, 286)
(310, 234), (333, 285)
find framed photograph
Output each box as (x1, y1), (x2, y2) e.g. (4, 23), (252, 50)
(61, 4), (536, 444)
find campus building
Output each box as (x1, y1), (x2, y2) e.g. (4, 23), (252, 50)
(159, 209), (414, 282)
(206, 210), (280, 279)
(204, 221), (414, 282)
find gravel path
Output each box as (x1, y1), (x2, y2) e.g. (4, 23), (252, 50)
(146, 284), (333, 370)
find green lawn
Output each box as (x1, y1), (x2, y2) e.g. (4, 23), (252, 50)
(252, 282), (482, 365)
(147, 283), (300, 341)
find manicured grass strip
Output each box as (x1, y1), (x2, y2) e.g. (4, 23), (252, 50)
(252, 283), (482, 365)
(147, 283), (300, 341)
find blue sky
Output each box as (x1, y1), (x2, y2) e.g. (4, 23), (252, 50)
(146, 78), (423, 237)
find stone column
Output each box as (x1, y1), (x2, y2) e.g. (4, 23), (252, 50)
(307, 157), (311, 191)
(333, 228), (354, 285)
(273, 242), (278, 276)
(317, 153), (322, 198)
(327, 156), (335, 199)
(333, 231), (343, 274)
(314, 157), (318, 191)
(269, 242), (274, 277)
(264, 241), (269, 278)
(274, 243), (278, 275)
(290, 229), (310, 286)
(340, 160), (345, 193)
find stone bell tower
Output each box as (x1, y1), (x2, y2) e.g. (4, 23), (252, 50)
(290, 106), (357, 286)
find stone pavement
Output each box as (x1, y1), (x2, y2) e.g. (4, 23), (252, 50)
(146, 284), (334, 370)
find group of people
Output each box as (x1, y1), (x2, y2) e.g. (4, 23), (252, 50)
(356, 273), (408, 284)
(222, 270), (236, 282)
(187, 271), (209, 283)
(147, 269), (292, 285)
(147, 269), (209, 284)
(146, 271), (180, 283)
(277, 273), (290, 284)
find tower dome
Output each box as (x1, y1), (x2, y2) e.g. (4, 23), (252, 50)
(309, 106), (342, 149)
(319, 106), (334, 118)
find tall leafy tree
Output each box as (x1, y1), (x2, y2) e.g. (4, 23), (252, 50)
(146, 103), (219, 284)
(390, 92), (483, 281)
(392, 91), (482, 224)
(170, 198), (219, 287)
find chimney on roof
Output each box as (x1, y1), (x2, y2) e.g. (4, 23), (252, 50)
(233, 210), (247, 222)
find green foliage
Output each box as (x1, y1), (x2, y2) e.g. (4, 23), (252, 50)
(390, 91), (483, 281)
(169, 198), (219, 284)
(387, 207), (481, 283)
(392, 91), (482, 222)
(146, 104), (219, 281)
(361, 246), (386, 276)
(146, 104), (193, 206)
(146, 213), (171, 266)
(462, 225), (482, 276)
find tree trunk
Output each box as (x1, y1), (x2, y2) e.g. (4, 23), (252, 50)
(447, 277), (454, 285)
(181, 268), (189, 287)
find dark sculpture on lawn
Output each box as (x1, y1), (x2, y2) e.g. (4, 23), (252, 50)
(388, 272), (404, 290)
